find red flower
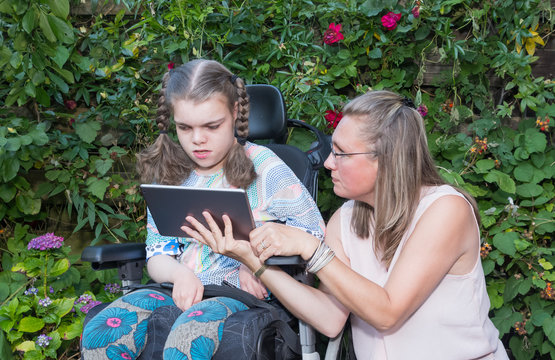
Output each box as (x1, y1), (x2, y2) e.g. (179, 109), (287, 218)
(381, 12), (402, 31)
(417, 104), (428, 117)
(69, 118), (75, 127)
(325, 110), (343, 129)
(323, 23), (344, 45)
(412, 6), (420, 18)
(64, 99), (77, 110)
(167, 62), (175, 70)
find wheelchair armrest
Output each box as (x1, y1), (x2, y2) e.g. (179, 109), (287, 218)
(265, 255), (306, 266)
(81, 243), (146, 271)
(287, 118), (331, 169)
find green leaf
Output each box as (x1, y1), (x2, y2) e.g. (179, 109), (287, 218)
(516, 183), (543, 198)
(513, 163), (534, 182)
(359, 0), (396, 16)
(46, 0), (69, 19)
(38, 12), (56, 42)
(492, 232), (518, 256)
(49, 258), (69, 277)
(503, 276), (520, 302)
(368, 47), (382, 59)
(18, 317), (45, 332)
(47, 14), (74, 44)
(22, 9), (36, 34)
(530, 309), (551, 326)
(51, 45), (70, 68)
(86, 178), (110, 199)
(15, 191), (41, 215)
(475, 159), (495, 173)
(52, 298), (75, 319)
(75, 120), (101, 143)
(0, 183), (17, 202)
(57, 318), (83, 340)
(0, 330), (14, 360)
(544, 316), (555, 344)
(523, 128), (547, 154)
(484, 170), (516, 194)
(334, 78), (350, 89)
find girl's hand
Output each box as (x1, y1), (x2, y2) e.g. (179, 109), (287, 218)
(171, 269), (204, 311)
(249, 222), (320, 263)
(181, 211), (256, 264)
(239, 264), (268, 299)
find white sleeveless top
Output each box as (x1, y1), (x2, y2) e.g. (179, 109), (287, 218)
(340, 185), (508, 360)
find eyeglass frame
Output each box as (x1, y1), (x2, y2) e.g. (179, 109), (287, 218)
(329, 146), (379, 159)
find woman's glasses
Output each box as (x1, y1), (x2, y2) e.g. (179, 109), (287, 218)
(330, 147), (379, 159)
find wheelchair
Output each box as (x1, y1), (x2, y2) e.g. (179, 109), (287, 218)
(81, 84), (344, 359)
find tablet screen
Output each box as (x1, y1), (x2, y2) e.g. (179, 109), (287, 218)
(140, 184), (255, 240)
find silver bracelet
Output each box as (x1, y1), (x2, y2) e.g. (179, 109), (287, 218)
(306, 241), (335, 274)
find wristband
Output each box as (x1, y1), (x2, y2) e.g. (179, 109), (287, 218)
(253, 264), (268, 278)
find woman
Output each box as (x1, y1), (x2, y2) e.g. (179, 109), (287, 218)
(184, 90), (509, 359)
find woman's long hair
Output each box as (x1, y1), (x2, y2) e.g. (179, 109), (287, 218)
(136, 59), (256, 188)
(346, 91), (479, 268)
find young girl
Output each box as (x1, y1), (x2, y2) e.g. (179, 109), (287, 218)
(81, 59), (325, 360)
(187, 90), (509, 359)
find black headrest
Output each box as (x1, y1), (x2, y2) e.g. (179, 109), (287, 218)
(246, 84), (287, 142)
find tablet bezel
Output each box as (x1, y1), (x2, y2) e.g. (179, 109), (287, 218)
(140, 184), (255, 240)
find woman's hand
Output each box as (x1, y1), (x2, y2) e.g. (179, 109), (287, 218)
(239, 264), (268, 299)
(171, 268), (204, 311)
(181, 212), (257, 265)
(249, 222), (320, 263)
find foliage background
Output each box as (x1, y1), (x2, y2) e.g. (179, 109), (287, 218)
(0, 0), (554, 358)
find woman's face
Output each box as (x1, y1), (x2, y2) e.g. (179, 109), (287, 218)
(173, 94), (238, 175)
(324, 115), (379, 206)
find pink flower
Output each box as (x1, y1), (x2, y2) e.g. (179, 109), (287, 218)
(417, 104), (428, 117)
(325, 110), (343, 129)
(381, 12), (402, 31)
(167, 62), (175, 70)
(412, 6), (420, 18)
(323, 23), (344, 45)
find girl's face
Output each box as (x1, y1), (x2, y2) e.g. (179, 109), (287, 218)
(324, 115), (379, 206)
(173, 94), (238, 175)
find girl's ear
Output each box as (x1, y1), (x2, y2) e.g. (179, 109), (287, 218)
(233, 101), (239, 120)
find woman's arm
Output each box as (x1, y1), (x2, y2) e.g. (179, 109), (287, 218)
(309, 195), (478, 331)
(182, 213), (350, 337)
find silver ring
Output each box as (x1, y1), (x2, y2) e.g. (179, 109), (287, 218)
(261, 240), (267, 250)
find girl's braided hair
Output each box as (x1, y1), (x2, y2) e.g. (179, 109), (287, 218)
(136, 59), (256, 188)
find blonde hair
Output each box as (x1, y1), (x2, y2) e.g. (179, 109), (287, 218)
(345, 90), (479, 268)
(136, 59), (256, 188)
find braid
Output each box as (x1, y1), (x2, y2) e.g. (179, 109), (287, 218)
(224, 75), (256, 188)
(156, 72), (171, 133)
(234, 77), (250, 138)
(136, 71), (193, 185)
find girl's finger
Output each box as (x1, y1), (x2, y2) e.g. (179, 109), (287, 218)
(202, 211), (223, 237)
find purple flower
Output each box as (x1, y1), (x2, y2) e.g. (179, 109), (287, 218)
(417, 104), (428, 117)
(36, 334), (52, 347)
(104, 283), (122, 294)
(24, 287), (38, 296)
(38, 297), (52, 307)
(80, 301), (103, 314)
(28, 233), (64, 250)
(75, 293), (94, 305)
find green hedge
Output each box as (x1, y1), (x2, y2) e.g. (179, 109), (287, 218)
(0, 0), (554, 358)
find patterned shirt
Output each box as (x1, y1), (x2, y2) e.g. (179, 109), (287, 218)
(145, 142), (325, 288)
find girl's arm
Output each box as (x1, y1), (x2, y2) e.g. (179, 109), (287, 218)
(147, 254), (204, 311)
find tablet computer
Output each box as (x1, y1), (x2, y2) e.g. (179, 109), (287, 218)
(140, 184), (255, 240)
